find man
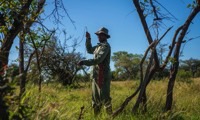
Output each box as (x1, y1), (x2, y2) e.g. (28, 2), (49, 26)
(78, 27), (112, 115)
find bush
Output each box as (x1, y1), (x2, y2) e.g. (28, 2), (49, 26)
(176, 69), (192, 83)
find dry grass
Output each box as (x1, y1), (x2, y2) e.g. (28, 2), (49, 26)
(15, 78), (200, 120)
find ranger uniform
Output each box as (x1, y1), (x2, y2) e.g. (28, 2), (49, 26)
(78, 27), (112, 115)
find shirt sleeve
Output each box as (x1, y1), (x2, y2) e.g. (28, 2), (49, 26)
(82, 44), (110, 66)
(86, 38), (97, 54)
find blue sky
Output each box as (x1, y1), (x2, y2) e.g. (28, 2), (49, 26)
(10, 0), (200, 69)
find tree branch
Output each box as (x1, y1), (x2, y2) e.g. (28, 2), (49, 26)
(132, 0), (160, 68)
(160, 26), (183, 70)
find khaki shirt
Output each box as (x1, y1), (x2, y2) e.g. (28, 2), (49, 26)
(82, 38), (111, 88)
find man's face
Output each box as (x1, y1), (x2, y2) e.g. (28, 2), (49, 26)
(97, 33), (107, 42)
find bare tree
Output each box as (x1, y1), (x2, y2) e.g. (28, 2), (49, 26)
(112, 0), (200, 118)
(40, 34), (84, 86)
(164, 5), (200, 111)
(0, 0), (75, 118)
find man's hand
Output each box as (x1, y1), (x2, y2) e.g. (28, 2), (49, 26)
(78, 61), (84, 66)
(86, 32), (91, 39)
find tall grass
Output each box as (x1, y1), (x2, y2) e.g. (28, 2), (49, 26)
(12, 78), (200, 120)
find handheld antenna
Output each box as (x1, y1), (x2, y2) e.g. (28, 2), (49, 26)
(85, 26), (88, 32)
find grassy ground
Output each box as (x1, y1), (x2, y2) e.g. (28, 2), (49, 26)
(12, 78), (200, 120)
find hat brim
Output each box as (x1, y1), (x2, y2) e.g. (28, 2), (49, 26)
(95, 32), (110, 39)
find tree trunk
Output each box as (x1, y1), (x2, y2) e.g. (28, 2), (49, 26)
(0, 93), (9, 119)
(132, 65), (156, 113)
(19, 35), (26, 97)
(35, 49), (42, 92)
(132, 51), (156, 113)
(132, 0), (160, 67)
(164, 6), (200, 111)
(164, 65), (178, 111)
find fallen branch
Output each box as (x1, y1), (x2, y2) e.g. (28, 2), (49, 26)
(111, 41), (156, 118)
(78, 106), (84, 120)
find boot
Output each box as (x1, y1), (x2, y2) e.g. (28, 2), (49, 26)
(105, 104), (112, 115)
(93, 105), (101, 116)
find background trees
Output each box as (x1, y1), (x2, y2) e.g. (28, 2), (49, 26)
(180, 58), (200, 77)
(40, 35), (84, 86)
(112, 51), (143, 80)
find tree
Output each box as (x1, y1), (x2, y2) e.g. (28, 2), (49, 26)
(165, 4), (200, 112)
(0, 0), (46, 102)
(0, 0), (45, 67)
(112, 51), (143, 80)
(180, 58), (200, 77)
(157, 43), (168, 64)
(28, 33), (84, 86)
(7, 64), (19, 81)
(0, 0), (74, 118)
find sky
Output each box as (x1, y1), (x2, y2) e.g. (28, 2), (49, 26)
(9, 0), (200, 70)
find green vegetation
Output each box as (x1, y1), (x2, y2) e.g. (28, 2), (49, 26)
(1, 0), (200, 119)
(9, 78), (200, 120)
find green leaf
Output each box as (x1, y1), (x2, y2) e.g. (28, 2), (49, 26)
(15, 46), (19, 50)
(187, 4), (191, 8)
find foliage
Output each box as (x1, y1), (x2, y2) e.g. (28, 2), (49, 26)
(38, 35), (84, 85)
(0, 0), (79, 119)
(179, 58), (200, 77)
(0, 0), (45, 62)
(6, 64), (19, 83)
(0, 77), (16, 119)
(187, 0), (199, 8)
(112, 51), (143, 80)
(0, 0), (199, 119)
(153, 68), (169, 80)
(176, 69), (192, 83)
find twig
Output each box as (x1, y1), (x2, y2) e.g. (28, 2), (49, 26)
(78, 106), (85, 120)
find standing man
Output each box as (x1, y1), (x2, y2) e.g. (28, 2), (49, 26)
(78, 27), (112, 115)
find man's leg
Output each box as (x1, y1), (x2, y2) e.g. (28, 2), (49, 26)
(101, 77), (112, 115)
(92, 79), (102, 116)
(104, 99), (112, 115)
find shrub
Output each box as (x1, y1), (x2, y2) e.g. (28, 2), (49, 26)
(176, 69), (192, 83)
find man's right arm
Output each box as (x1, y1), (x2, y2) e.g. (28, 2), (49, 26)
(85, 32), (96, 54)
(86, 38), (96, 54)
